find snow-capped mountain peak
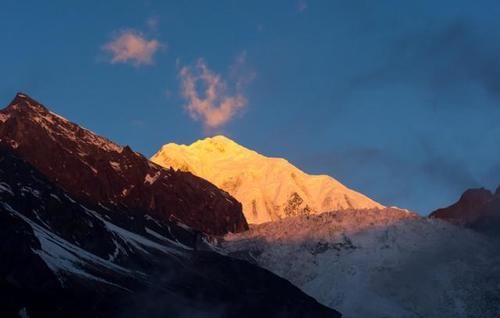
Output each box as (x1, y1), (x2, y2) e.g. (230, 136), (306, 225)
(152, 135), (384, 224)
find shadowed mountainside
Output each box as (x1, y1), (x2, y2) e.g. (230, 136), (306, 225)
(0, 144), (341, 318)
(0, 93), (247, 235)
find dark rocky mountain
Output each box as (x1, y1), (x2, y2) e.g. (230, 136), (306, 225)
(0, 93), (247, 235)
(0, 147), (341, 317)
(430, 187), (500, 236)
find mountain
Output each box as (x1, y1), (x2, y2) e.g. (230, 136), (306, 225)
(223, 208), (500, 318)
(151, 135), (383, 224)
(0, 93), (247, 235)
(0, 147), (341, 318)
(430, 187), (500, 236)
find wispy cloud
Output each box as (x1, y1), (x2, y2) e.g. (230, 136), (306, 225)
(179, 55), (252, 130)
(146, 16), (159, 31)
(297, 0), (308, 13)
(103, 30), (162, 66)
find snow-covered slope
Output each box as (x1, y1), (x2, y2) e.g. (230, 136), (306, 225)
(151, 135), (383, 224)
(223, 208), (500, 318)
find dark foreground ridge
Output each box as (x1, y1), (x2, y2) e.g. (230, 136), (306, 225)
(0, 147), (341, 317)
(0, 93), (248, 235)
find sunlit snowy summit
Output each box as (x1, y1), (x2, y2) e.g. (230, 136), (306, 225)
(152, 135), (383, 224)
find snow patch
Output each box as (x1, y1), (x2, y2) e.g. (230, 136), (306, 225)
(80, 205), (187, 256)
(146, 227), (193, 251)
(0, 182), (14, 195)
(63, 194), (76, 203)
(50, 193), (61, 202)
(144, 171), (161, 185)
(2, 203), (133, 289)
(109, 161), (121, 172)
(0, 112), (9, 123)
(18, 307), (29, 318)
(21, 186), (41, 198)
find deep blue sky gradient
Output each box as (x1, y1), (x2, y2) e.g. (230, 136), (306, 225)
(1, 0), (499, 214)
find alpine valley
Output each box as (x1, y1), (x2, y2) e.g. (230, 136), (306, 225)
(1, 93), (499, 318)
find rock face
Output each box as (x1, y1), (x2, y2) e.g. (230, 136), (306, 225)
(151, 135), (383, 224)
(429, 188), (500, 223)
(0, 93), (247, 235)
(0, 143), (341, 317)
(429, 187), (500, 235)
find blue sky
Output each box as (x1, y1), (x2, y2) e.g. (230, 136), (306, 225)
(1, 0), (499, 214)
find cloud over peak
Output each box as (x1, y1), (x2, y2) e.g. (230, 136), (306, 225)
(103, 30), (162, 66)
(179, 57), (250, 130)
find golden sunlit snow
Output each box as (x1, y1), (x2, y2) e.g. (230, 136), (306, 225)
(151, 135), (383, 224)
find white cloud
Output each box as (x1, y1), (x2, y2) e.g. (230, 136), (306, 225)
(179, 58), (249, 129)
(103, 30), (162, 66)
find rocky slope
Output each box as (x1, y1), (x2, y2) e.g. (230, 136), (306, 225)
(0, 141), (341, 317)
(151, 135), (383, 224)
(223, 208), (500, 318)
(0, 93), (247, 235)
(430, 187), (500, 235)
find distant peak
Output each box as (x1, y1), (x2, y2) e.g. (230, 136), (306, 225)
(459, 188), (493, 205)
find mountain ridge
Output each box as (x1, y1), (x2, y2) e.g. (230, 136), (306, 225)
(0, 93), (247, 235)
